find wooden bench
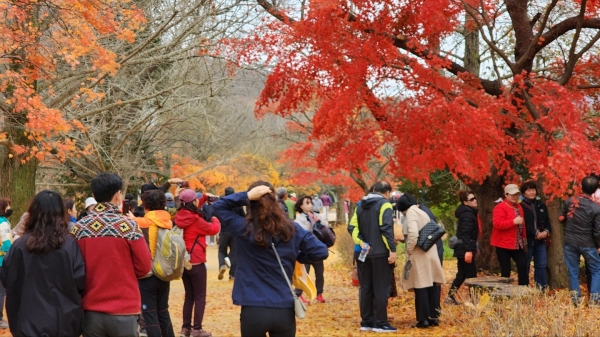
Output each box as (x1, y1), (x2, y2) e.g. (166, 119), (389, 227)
(465, 276), (538, 299)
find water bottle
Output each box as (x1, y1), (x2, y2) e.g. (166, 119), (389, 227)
(358, 243), (369, 262)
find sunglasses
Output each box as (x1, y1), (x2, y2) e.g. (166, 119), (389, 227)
(468, 197), (477, 202)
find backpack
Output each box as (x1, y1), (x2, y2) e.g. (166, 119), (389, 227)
(151, 226), (187, 282)
(312, 219), (336, 248)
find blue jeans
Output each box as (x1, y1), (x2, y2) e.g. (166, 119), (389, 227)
(526, 240), (548, 290)
(564, 244), (600, 303)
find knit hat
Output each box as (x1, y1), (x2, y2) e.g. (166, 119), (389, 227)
(165, 192), (174, 201)
(85, 197), (97, 209)
(179, 189), (197, 203)
(396, 193), (417, 212)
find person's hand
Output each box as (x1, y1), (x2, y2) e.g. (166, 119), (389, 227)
(514, 216), (524, 225)
(542, 231), (549, 239)
(126, 211), (135, 219)
(168, 178), (183, 184)
(205, 192), (216, 198)
(465, 251), (473, 263)
(248, 185), (272, 200)
(597, 247), (600, 254)
(388, 252), (397, 264)
(174, 186), (184, 197)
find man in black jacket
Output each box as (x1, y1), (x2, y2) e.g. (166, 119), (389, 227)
(561, 175), (600, 305)
(349, 181), (397, 333)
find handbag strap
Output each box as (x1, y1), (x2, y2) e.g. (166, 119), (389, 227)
(271, 242), (297, 299)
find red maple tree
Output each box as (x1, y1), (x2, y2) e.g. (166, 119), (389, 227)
(225, 0), (600, 287)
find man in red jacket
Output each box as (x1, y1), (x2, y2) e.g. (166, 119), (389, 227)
(71, 173), (151, 337)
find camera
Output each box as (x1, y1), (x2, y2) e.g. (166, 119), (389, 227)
(208, 196), (219, 203)
(177, 181), (190, 188)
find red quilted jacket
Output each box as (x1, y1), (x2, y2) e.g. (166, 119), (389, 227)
(491, 200), (527, 250)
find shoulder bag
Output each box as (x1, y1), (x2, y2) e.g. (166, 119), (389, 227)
(271, 242), (306, 319)
(417, 219), (445, 252)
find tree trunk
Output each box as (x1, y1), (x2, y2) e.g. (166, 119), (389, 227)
(546, 198), (569, 289)
(0, 125), (38, 224)
(469, 171), (504, 271)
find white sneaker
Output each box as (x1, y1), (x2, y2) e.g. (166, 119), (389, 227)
(0, 319), (9, 329)
(224, 257), (231, 268)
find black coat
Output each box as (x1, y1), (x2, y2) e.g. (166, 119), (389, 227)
(453, 204), (479, 258)
(0, 235), (85, 337)
(521, 198), (551, 245)
(562, 195), (600, 248)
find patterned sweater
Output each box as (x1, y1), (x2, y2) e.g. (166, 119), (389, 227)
(71, 202), (151, 315)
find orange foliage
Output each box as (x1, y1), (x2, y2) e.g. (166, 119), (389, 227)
(0, 0), (145, 161)
(169, 154), (281, 194)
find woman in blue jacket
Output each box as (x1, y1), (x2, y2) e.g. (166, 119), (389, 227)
(213, 181), (329, 337)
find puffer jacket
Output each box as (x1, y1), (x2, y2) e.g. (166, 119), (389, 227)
(561, 195), (600, 248)
(453, 204), (479, 258)
(491, 200), (527, 250)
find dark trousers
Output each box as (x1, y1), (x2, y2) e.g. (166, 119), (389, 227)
(218, 232), (236, 278)
(240, 306), (295, 337)
(83, 311), (138, 337)
(414, 287), (440, 322)
(496, 247), (529, 285)
(139, 275), (175, 337)
(182, 264), (207, 330)
(357, 256), (392, 327)
(448, 256), (478, 299)
(525, 240), (548, 290)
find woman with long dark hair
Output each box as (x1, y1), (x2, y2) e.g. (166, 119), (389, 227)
(175, 189), (220, 337)
(213, 181), (329, 337)
(0, 190), (85, 337)
(294, 195), (328, 303)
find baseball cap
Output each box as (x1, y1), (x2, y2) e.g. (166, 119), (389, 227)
(180, 189), (197, 203)
(165, 192), (174, 201)
(504, 184), (520, 195)
(85, 197), (97, 209)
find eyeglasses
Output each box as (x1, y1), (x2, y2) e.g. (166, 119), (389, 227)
(468, 197), (477, 202)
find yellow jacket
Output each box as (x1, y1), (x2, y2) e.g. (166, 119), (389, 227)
(134, 210), (173, 259)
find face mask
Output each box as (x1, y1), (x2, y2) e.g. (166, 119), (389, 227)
(5, 209), (13, 217)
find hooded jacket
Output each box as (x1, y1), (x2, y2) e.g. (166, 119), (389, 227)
(134, 210), (173, 259)
(348, 193), (396, 258)
(175, 208), (220, 264)
(454, 204), (479, 258)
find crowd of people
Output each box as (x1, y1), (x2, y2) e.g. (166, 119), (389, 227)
(3, 171), (600, 336)
(0, 173), (332, 337)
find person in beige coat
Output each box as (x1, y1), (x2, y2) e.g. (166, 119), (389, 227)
(398, 198), (445, 329)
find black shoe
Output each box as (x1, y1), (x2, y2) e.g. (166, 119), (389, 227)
(428, 318), (439, 326)
(359, 323), (374, 332)
(373, 324), (397, 333)
(411, 321), (429, 329)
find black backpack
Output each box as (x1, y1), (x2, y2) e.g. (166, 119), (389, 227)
(311, 219), (336, 248)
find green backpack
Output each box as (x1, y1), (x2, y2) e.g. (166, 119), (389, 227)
(152, 226), (187, 282)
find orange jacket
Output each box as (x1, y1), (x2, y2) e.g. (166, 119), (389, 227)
(134, 210), (173, 259)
